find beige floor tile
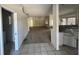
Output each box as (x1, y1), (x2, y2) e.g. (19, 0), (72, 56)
(47, 51), (56, 55)
(11, 28), (77, 55)
(41, 51), (48, 55)
(55, 51), (68, 55)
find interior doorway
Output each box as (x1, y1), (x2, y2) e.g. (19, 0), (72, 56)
(2, 8), (14, 55)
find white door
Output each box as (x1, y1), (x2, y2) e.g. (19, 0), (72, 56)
(0, 6), (4, 55)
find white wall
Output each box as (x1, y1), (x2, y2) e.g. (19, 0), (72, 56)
(49, 14), (53, 26)
(28, 17), (33, 27)
(28, 16), (49, 27)
(51, 4), (59, 50)
(0, 4), (29, 50)
(17, 14), (29, 48)
(33, 16), (46, 27)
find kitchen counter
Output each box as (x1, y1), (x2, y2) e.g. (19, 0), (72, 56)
(59, 25), (78, 32)
(59, 25), (78, 48)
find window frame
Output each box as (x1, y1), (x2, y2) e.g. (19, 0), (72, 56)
(60, 17), (76, 25)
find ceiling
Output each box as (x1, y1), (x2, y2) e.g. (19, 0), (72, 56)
(59, 4), (79, 15)
(21, 4), (51, 16)
(18, 4), (79, 16)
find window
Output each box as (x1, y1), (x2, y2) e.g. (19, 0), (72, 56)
(67, 17), (76, 25)
(60, 18), (66, 25)
(60, 17), (76, 25)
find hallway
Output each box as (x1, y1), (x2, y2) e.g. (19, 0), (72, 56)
(11, 28), (77, 55)
(25, 27), (51, 44)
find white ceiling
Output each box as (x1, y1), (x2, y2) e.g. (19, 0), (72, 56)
(22, 4), (51, 16)
(59, 4), (79, 15)
(18, 4), (79, 16)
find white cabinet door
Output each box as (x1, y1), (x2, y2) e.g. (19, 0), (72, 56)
(63, 33), (76, 48)
(59, 32), (63, 46)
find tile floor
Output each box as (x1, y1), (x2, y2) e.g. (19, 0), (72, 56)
(20, 43), (55, 55)
(10, 27), (78, 55)
(11, 43), (77, 55)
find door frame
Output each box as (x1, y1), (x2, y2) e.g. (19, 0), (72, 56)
(0, 5), (19, 55)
